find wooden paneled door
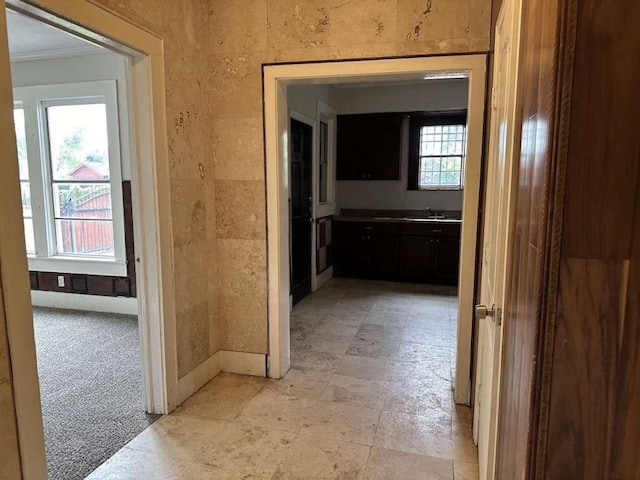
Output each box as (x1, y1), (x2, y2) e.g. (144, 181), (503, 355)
(473, 0), (523, 478)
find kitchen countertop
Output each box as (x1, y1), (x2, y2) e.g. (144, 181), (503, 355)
(334, 215), (462, 224)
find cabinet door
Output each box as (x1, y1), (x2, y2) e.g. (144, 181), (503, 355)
(336, 113), (402, 180)
(365, 233), (399, 279)
(399, 235), (434, 281)
(366, 113), (403, 180)
(432, 235), (460, 285)
(336, 115), (369, 180)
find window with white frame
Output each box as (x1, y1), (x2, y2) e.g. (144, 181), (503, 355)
(12, 81), (127, 276)
(315, 100), (337, 218)
(408, 111), (467, 191)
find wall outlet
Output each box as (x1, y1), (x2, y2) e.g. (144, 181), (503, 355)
(57, 275), (65, 288)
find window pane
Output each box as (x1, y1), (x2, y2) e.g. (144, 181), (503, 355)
(46, 103), (110, 181)
(319, 121), (328, 203)
(55, 219), (114, 256)
(21, 182), (32, 217)
(418, 123), (466, 189)
(13, 108), (29, 180)
(52, 183), (113, 220)
(23, 218), (35, 254)
(319, 164), (328, 203)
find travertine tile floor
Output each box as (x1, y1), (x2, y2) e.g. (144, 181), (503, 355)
(87, 278), (479, 479)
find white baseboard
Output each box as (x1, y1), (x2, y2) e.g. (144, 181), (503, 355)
(31, 290), (138, 315)
(316, 266), (333, 290)
(177, 351), (221, 405)
(220, 350), (267, 377)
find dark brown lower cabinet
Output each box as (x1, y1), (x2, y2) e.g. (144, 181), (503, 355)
(333, 222), (399, 280)
(334, 220), (460, 285)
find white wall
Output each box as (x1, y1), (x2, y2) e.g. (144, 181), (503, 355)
(335, 80), (468, 212)
(288, 84), (336, 121)
(10, 52), (132, 179)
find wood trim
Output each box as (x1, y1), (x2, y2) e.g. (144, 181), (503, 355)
(530, 0), (579, 477)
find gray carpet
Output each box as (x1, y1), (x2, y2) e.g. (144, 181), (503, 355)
(33, 307), (161, 480)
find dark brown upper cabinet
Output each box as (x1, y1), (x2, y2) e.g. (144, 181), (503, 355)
(336, 113), (404, 180)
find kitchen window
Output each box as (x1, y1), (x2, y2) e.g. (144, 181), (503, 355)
(408, 111), (467, 191)
(12, 81), (127, 276)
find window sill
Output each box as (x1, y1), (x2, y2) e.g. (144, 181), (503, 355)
(417, 187), (464, 192)
(28, 256), (127, 277)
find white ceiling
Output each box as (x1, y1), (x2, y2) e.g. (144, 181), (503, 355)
(6, 9), (105, 62)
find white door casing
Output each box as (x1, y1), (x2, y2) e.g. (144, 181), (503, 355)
(1, 1), (177, 477)
(473, 0), (523, 479)
(264, 56), (487, 406)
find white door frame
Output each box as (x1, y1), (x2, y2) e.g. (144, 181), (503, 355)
(0, 1), (177, 477)
(264, 55), (487, 404)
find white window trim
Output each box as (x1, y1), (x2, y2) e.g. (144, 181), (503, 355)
(13, 80), (127, 277)
(315, 99), (337, 218)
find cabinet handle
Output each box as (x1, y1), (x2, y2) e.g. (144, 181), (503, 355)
(364, 227), (373, 230)
(429, 239), (433, 243)
(431, 229), (442, 233)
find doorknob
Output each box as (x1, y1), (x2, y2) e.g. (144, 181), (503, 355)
(475, 304), (502, 325)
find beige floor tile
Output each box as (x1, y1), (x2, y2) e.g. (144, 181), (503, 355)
(301, 400), (381, 445)
(176, 373), (266, 420)
(384, 380), (453, 418)
(365, 311), (409, 327)
(299, 334), (353, 356)
(313, 322), (359, 338)
(403, 324), (452, 348)
(334, 355), (395, 382)
(319, 374), (390, 410)
(125, 413), (226, 461)
(272, 435), (370, 479)
(347, 337), (402, 359)
(263, 368), (330, 400)
(85, 447), (191, 480)
(196, 422), (296, 478)
(374, 411), (453, 459)
(395, 342), (451, 365)
(290, 348), (342, 372)
(453, 433), (479, 464)
(363, 447), (454, 480)
(393, 343), (452, 380)
(235, 389), (317, 433)
(324, 312), (367, 327)
(454, 460), (480, 480)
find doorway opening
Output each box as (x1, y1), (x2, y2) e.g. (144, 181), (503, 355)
(265, 56), (487, 407)
(0, 1), (177, 478)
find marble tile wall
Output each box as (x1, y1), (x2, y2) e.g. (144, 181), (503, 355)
(91, 0), (492, 371)
(0, 283), (22, 478)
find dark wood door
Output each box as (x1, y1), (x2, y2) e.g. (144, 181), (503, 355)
(432, 235), (460, 285)
(290, 118), (312, 305)
(399, 235), (434, 281)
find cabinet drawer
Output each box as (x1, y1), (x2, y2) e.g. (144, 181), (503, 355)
(400, 222), (460, 236)
(334, 221), (401, 235)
